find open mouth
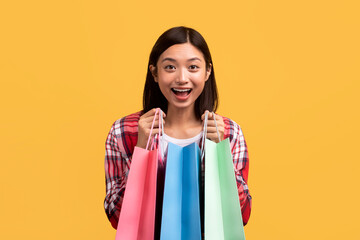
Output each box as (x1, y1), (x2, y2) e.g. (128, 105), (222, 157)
(171, 88), (192, 97)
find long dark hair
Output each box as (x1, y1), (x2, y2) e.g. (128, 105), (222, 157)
(142, 26), (218, 120)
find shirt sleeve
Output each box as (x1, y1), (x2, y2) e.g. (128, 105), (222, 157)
(103, 121), (130, 229)
(230, 122), (252, 226)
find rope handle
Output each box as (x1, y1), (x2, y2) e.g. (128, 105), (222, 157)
(201, 111), (221, 160)
(145, 108), (160, 150)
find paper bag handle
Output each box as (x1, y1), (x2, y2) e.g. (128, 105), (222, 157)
(200, 111), (221, 160)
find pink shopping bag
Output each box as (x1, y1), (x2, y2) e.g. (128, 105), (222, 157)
(115, 109), (163, 240)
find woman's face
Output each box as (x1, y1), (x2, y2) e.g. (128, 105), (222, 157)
(150, 42), (211, 111)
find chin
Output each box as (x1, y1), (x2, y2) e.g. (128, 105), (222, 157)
(169, 101), (196, 109)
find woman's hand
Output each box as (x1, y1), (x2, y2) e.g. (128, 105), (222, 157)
(136, 108), (166, 149)
(201, 110), (225, 143)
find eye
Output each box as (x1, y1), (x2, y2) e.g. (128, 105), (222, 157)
(164, 65), (176, 70)
(189, 65), (199, 70)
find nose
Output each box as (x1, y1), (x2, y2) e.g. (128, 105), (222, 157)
(175, 68), (188, 84)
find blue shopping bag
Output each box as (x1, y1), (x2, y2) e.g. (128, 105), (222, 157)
(160, 141), (202, 240)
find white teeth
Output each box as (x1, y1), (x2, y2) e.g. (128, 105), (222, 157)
(172, 88), (191, 92)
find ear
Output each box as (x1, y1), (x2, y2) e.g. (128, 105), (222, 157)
(149, 64), (158, 82)
(205, 63), (212, 82)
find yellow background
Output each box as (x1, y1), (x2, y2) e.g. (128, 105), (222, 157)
(1, 0), (359, 239)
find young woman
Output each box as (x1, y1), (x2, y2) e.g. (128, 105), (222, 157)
(104, 26), (252, 234)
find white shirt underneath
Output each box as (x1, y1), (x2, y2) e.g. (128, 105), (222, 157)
(159, 131), (203, 160)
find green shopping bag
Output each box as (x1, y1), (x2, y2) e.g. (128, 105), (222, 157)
(203, 111), (246, 240)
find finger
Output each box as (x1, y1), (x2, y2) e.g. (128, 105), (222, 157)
(142, 113), (160, 124)
(207, 118), (224, 127)
(206, 133), (220, 142)
(211, 112), (219, 121)
(139, 118), (158, 128)
(139, 116), (157, 127)
(143, 108), (166, 121)
(144, 128), (160, 137)
(212, 112), (218, 120)
(161, 110), (166, 118)
(149, 118), (166, 127)
(140, 112), (157, 123)
(206, 126), (222, 134)
(149, 128), (160, 136)
(211, 112), (220, 121)
(201, 110), (210, 120)
(206, 119), (215, 126)
(214, 114), (224, 123)
(144, 120), (163, 129)
(141, 108), (158, 118)
(206, 119), (219, 127)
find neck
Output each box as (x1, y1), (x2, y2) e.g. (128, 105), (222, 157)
(165, 104), (200, 128)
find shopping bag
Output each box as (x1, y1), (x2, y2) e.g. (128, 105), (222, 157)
(160, 137), (202, 239)
(115, 108), (163, 240)
(203, 111), (246, 240)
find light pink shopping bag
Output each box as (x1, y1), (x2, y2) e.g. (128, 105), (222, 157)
(115, 109), (163, 240)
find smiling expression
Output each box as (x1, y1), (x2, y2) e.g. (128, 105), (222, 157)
(150, 42), (211, 111)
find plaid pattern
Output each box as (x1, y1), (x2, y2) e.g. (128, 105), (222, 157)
(104, 111), (252, 229)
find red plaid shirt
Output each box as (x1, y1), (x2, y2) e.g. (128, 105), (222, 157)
(104, 111), (252, 229)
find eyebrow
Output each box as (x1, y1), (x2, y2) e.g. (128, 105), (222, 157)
(161, 57), (202, 63)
